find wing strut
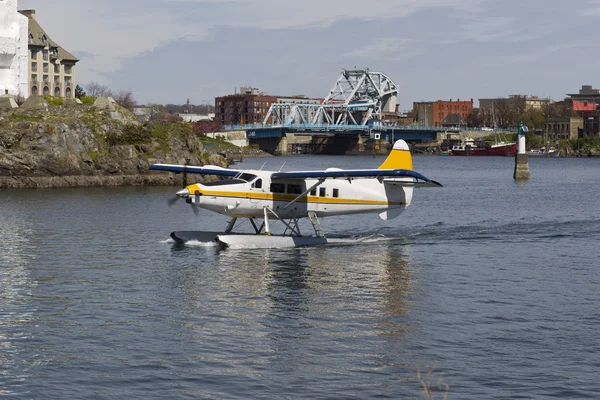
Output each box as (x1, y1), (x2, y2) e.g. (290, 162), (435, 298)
(283, 179), (325, 210)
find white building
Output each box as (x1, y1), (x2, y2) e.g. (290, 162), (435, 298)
(180, 113), (215, 123)
(0, 0), (28, 97)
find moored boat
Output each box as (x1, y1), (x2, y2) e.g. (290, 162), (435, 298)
(451, 137), (517, 156)
(527, 147), (560, 157)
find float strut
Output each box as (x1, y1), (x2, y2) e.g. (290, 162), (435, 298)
(263, 207), (271, 235)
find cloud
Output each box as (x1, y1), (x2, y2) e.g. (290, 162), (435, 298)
(579, 0), (600, 16)
(18, 0), (482, 83)
(15, 0), (600, 107)
(169, 0), (483, 30)
(343, 38), (425, 61)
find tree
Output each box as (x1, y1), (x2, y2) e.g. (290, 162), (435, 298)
(86, 82), (112, 97)
(520, 108), (545, 130)
(113, 89), (137, 110)
(466, 110), (482, 127)
(75, 85), (86, 99)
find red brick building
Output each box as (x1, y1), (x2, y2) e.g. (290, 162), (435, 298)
(413, 99), (473, 127)
(215, 87), (277, 126)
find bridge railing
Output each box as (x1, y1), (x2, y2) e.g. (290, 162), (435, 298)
(224, 123), (514, 133)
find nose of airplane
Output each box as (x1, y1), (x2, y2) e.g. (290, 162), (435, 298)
(176, 188), (190, 198)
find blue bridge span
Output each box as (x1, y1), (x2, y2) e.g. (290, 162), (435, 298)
(225, 123), (456, 141)
(222, 123), (513, 155)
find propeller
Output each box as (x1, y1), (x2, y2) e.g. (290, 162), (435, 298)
(166, 160), (200, 215)
(190, 190), (201, 215)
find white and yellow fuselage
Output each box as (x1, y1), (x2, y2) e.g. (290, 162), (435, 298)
(185, 171), (413, 219)
(181, 140), (416, 220)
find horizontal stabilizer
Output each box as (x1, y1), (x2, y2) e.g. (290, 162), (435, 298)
(150, 164), (239, 176)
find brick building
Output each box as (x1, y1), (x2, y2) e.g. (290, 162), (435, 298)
(412, 99), (473, 127)
(215, 87), (276, 126)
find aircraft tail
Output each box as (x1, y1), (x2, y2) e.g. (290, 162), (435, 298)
(378, 140), (412, 170)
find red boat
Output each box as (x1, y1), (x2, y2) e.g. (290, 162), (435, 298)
(451, 138), (517, 156)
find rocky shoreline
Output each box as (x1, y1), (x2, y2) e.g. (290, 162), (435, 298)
(0, 96), (269, 190)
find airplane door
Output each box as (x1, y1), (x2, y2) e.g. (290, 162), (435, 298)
(249, 178), (263, 205)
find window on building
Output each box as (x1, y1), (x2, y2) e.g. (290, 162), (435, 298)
(31, 49), (38, 59)
(31, 74), (37, 82)
(31, 86), (38, 96)
(43, 75), (48, 82)
(43, 63), (49, 73)
(54, 76), (60, 83)
(66, 87), (72, 98)
(54, 87), (60, 97)
(43, 86), (49, 95)
(31, 62), (37, 71)
(42, 50), (48, 61)
(54, 64), (60, 73)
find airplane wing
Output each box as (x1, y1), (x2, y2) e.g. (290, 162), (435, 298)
(271, 169), (442, 187)
(149, 163), (240, 177)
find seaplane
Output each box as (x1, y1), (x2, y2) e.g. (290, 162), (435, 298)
(150, 139), (442, 248)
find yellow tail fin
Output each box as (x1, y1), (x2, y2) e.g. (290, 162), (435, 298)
(378, 140), (412, 170)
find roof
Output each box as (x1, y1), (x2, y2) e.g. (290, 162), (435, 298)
(23, 13), (79, 62)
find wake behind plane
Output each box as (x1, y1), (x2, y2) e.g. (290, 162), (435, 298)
(150, 139), (442, 248)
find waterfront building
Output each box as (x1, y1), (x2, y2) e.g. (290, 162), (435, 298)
(180, 113), (215, 123)
(18, 9), (78, 98)
(524, 96), (550, 110)
(412, 99), (473, 127)
(479, 95), (550, 112)
(567, 85), (600, 106)
(544, 116), (583, 141)
(0, 0), (29, 98)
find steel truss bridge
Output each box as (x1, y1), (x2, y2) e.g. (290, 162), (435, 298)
(263, 68), (399, 126)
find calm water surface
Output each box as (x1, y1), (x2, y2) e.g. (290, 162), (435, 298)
(1, 155), (599, 399)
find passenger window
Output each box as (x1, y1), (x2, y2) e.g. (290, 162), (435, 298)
(287, 184), (302, 194)
(310, 188), (317, 196)
(270, 183), (285, 193)
(253, 179), (262, 189)
(333, 188), (339, 198)
(319, 187), (326, 197)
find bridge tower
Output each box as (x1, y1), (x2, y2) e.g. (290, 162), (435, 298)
(263, 68), (398, 126)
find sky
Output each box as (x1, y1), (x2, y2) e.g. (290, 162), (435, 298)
(16, 0), (600, 109)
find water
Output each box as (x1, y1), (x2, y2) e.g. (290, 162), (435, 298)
(1, 155), (599, 399)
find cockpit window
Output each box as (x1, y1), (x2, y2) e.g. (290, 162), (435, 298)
(253, 179), (262, 189)
(235, 173), (258, 182)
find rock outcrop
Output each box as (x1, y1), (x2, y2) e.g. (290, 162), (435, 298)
(0, 101), (229, 189)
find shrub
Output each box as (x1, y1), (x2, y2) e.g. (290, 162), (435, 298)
(44, 96), (64, 106)
(80, 95), (97, 105)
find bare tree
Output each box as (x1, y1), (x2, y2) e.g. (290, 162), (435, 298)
(113, 89), (137, 110)
(86, 82), (113, 97)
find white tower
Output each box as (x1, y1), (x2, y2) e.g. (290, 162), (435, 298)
(0, 0), (29, 97)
